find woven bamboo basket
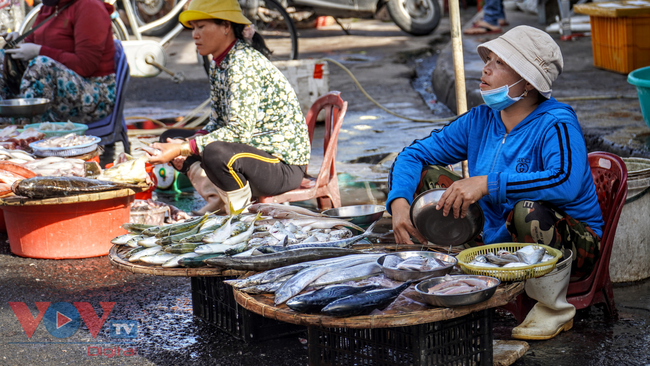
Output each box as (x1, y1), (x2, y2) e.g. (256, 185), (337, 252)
(108, 245), (246, 277)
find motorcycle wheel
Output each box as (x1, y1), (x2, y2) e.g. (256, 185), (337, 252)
(19, 4), (128, 41)
(386, 0), (441, 36)
(132, 0), (180, 37)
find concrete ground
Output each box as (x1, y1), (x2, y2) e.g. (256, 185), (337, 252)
(1, 4), (650, 365)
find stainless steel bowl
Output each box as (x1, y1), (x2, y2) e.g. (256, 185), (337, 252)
(323, 204), (385, 228)
(0, 98), (51, 117)
(410, 188), (485, 246)
(377, 251), (457, 282)
(415, 275), (500, 307)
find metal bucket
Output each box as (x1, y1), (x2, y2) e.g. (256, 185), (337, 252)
(610, 158), (650, 283)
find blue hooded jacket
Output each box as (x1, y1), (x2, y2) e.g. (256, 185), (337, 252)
(387, 98), (604, 244)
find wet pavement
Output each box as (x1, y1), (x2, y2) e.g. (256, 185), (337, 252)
(2, 6), (650, 366)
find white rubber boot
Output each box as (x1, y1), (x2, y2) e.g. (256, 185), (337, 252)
(186, 162), (226, 216)
(512, 250), (576, 340)
(223, 182), (252, 215)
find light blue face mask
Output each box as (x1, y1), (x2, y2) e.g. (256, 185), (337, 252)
(480, 79), (526, 111)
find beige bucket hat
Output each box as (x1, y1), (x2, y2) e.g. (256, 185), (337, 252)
(477, 25), (563, 98)
(179, 0), (251, 28)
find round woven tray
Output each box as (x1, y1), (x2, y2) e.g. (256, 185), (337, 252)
(108, 245), (247, 277)
(0, 187), (146, 206)
(233, 279), (523, 329)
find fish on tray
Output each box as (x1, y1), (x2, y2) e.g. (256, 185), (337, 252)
(382, 254), (449, 271)
(427, 275), (490, 295)
(320, 281), (413, 317)
(286, 284), (380, 313)
(12, 176), (143, 199)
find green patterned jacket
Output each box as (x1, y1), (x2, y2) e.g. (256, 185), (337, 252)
(194, 40), (311, 166)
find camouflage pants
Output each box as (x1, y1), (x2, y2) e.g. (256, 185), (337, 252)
(506, 201), (600, 281)
(418, 165), (600, 279)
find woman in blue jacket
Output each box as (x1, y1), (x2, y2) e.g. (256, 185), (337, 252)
(387, 26), (603, 340)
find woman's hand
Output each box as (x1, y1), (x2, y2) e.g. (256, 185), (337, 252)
(149, 141), (183, 165)
(436, 176), (488, 219)
(390, 198), (427, 245)
(6, 43), (41, 61)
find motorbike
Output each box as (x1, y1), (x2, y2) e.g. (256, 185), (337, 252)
(277, 0), (442, 36)
(121, 0), (441, 38)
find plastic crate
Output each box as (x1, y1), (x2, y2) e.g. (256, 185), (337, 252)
(589, 14), (650, 74)
(307, 308), (493, 366)
(191, 276), (305, 342)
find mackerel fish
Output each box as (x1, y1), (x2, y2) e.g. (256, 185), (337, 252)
(203, 247), (361, 271)
(162, 252), (199, 268)
(321, 281), (413, 317)
(286, 284), (380, 313)
(275, 266), (331, 305)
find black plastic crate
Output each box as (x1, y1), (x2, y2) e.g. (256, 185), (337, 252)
(191, 276), (305, 342)
(307, 308), (493, 366)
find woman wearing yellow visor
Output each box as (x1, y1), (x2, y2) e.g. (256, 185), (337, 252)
(150, 0), (310, 215)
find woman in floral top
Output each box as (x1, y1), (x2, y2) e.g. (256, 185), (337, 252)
(150, 0), (310, 214)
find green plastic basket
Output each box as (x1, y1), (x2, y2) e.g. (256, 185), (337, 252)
(23, 122), (88, 137)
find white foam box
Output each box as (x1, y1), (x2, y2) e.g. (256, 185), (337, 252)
(273, 60), (330, 118)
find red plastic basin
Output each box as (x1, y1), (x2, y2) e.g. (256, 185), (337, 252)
(0, 209), (5, 233)
(3, 194), (134, 259)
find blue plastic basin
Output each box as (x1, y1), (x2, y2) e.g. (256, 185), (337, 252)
(628, 66), (650, 129)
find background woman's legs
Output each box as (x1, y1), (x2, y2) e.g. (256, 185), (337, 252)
(20, 56), (116, 123)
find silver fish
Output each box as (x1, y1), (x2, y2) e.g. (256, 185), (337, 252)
(200, 216), (229, 232)
(395, 256), (432, 271)
(310, 262), (382, 287)
(221, 212), (262, 246)
(225, 263), (312, 289)
(485, 252), (520, 266)
(248, 202), (326, 217)
(503, 262), (529, 268)
(137, 236), (160, 248)
(139, 253), (178, 264)
(111, 233), (138, 245)
(162, 252), (199, 268)
(125, 235), (144, 248)
(204, 247), (361, 271)
(381, 255), (403, 269)
(128, 245), (162, 262)
(239, 275), (293, 294)
(516, 245), (546, 265)
(194, 243), (234, 254)
(274, 266), (331, 305)
(202, 215), (234, 243)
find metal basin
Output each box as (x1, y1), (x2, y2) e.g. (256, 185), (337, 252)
(410, 188), (485, 246)
(377, 251), (457, 282)
(322, 204), (385, 228)
(0, 98), (50, 117)
(415, 275), (500, 307)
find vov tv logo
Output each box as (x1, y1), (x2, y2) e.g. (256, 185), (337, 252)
(9, 302), (137, 339)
